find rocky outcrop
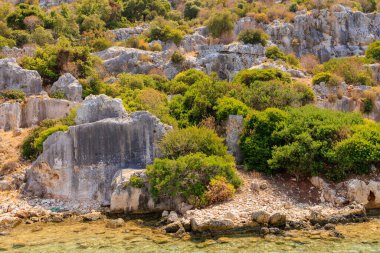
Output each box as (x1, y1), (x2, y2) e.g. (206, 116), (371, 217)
(111, 25), (148, 41)
(267, 6), (380, 61)
(39, 0), (73, 8)
(1, 46), (35, 59)
(0, 58), (43, 95)
(367, 63), (380, 83)
(21, 95), (78, 128)
(0, 102), (21, 131)
(51, 73), (82, 102)
(75, 94), (127, 124)
(0, 95), (77, 131)
(309, 176), (380, 208)
(25, 101), (170, 205)
(110, 169), (175, 213)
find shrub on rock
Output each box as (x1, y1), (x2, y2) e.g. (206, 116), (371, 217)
(147, 153), (241, 206)
(238, 28), (269, 46)
(366, 40), (380, 62)
(265, 46), (286, 61)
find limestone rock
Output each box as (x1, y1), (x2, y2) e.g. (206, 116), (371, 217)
(0, 58), (43, 95)
(81, 212), (103, 222)
(0, 102), (21, 131)
(190, 218), (235, 232)
(111, 25), (148, 41)
(75, 94), (127, 124)
(21, 95), (78, 128)
(225, 115), (244, 164)
(25, 111), (170, 205)
(51, 73), (82, 102)
(1, 46), (35, 59)
(105, 218), (125, 228)
(251, 211), (270, 224)
(0, 215), (21, 229)
(269, 213), (286, 227)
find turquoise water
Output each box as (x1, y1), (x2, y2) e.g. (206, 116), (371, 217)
(1, 219), (380, 252)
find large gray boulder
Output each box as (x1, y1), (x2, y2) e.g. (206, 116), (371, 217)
(111, 25), (148, 41)
(51, 73), (82, 102)
(25, 111), (171, 205)
(0, 58), (43, 95)
(75, 94), (127, 124)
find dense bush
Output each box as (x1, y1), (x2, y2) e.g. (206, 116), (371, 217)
(265, 46), (286, 61)
(365, 40), (380, 62)
(320, 57), (374, 86)
(122, 0), (171, 22)
(147, 153), (241, 206)
(6, 4), (47, 30)
(22, 37), (98, 85)
(206, 10), (235, 38)
(205, 176), (236, 204)
(184, 0), (202, 20)
(0, 89), (25, 100)
(241, 106), (373, 181)
(158, 127), (228, 159)
(242, 80), (314, 110)
(171, 51), (185, 64)
(0, 35), (15, 48)
(214, 96), (250, 122)
(148, 18), (185, 45)
(238, 29), (269, 46)
(126, 175), (146, 188)
(233, 68), (291, 86)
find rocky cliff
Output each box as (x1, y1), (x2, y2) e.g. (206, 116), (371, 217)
(25, 96), (170, 205)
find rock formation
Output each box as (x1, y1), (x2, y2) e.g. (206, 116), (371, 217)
(225, 115), (244, 164)
(0, 58), (43, 95)
(75, 94), (127, 124)
(25, 96), (171, 205)
(51, 73), (82, 102)
(0, 95), (77, 131)
(111, 25), (148, 41)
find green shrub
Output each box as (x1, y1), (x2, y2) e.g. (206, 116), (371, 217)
(206, 10), (235, 38)
(265, 46), (287, 61)
(10, 30), (31, 47)
(321, 57), (374, 86)
(50, 90), (66, 99)
(241, 106), (368, 181)
(6, 3), (46, 30)
(363, 98), (374, 113)
(205, 176), (236, 205)
(148, 18), (185, 45)
(184, 0), (202, 20)
(22, 37), (98, 85)
(214, 96), (250, 122)
(146, 153), (241, 206)
(0, 89), (25, 100)
(312, 72), (331, 85)
(286, 54), (300, 68)
(233, 68), (291, 86)
(122, 0), (171, 22)
(126, 175), (146, 188)
(238, 29), (269, 46)
(171, 51), (185, 64)
(0, 35), (15, 48)
(158, 126), (228, 159)
(242, 80), (314, 110)
(365, 40), (380, 61)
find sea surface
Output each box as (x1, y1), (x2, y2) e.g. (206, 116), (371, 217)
(1, 218), (380, 252)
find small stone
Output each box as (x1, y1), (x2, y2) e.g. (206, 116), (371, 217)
(12, 128), (22, 137)
(269, 213), (286, 227)
(324, 223), (335, 230)
(163, 221), (183, 233)
(251, 182), (260, 192)
(269, 227), (281, 235)
(106, 218), (125, 229)
(162, 210), (169, 218)
(167, 211), (178, 223)
(260, 183), (268, 190)
(261, 227), (270, 235)
(81, 212), (102, 222)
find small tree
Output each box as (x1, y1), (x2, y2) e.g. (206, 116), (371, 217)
(206, 10), (235, 38)
(238, 29), (269, 46)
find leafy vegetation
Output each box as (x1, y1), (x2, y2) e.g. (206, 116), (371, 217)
(238, 29), (269, 46)
(0, 89), (25, 100)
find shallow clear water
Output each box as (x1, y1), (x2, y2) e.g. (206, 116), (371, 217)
(1, 219), (380, 253)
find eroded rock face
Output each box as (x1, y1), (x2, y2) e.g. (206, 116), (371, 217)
(225, 115), (244, 164)
(39, 0), (73, 8)
(1, 46), (35, 59)
(0, 95), (77, 131)
(0, 58), (43, 95)
(75, 94), (127, 124)
(0, 102), (22, 131)
(21, 95), (78, 127)
(267, 6), (380, 61)
(25, 111), (170, 205)
(111, 26), (148, 41)
(51, 73), (82, 102)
